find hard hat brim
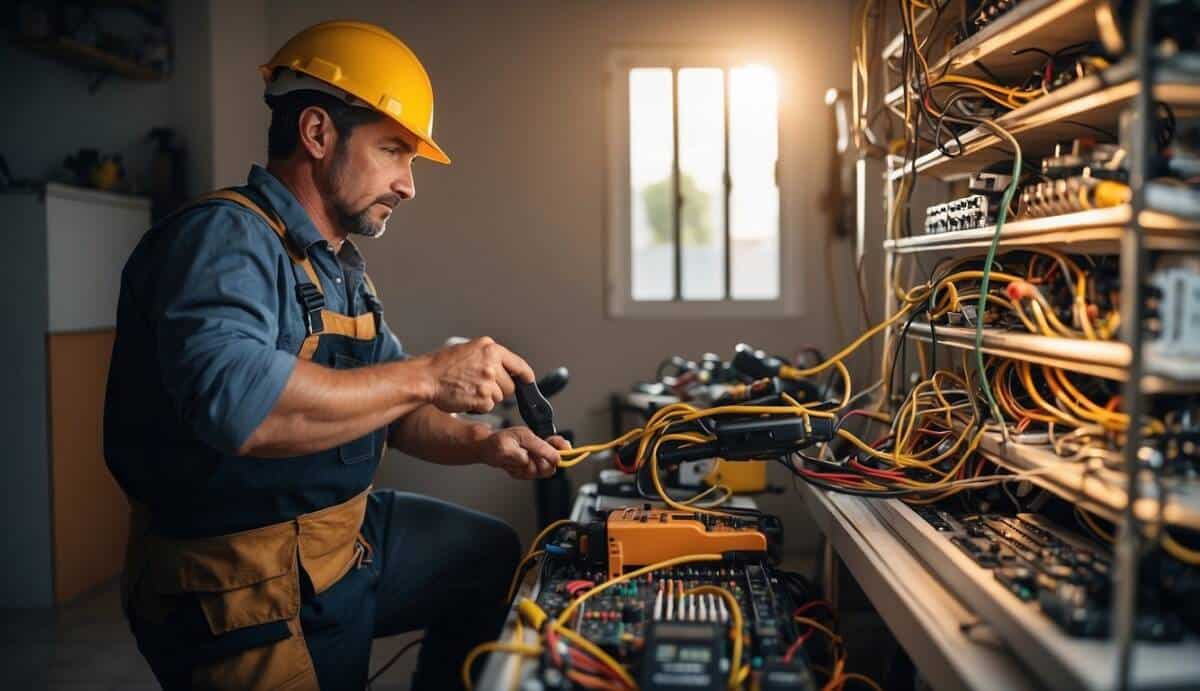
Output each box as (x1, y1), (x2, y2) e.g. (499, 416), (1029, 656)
(414, 135), (451, 165)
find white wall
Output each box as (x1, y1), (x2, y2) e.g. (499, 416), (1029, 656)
(251, 0), (863, 554)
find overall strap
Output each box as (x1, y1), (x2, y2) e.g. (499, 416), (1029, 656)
(166, 189), (379, 361)
(197, 191), (328, 342)
(182, 190), (330, 359)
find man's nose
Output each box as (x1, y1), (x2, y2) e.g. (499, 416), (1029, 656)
(393, 166), (415, 201)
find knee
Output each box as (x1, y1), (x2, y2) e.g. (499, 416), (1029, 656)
(477, 515), (521, 576)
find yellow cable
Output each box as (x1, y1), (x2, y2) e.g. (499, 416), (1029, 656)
(784, 305), (919, 377)
(1016, 361), (1083, 426)
(461, 641), (541, 691)
(550, 623), (637, 690)
(553, 553), (723, 628)
(504, 550), (544, 604)
(508, 618), (526, 691)
(688, 586), (745, 690)
(1077, 507), (1200, 566)
(929, 74), (1038, 100)
(651, 435), (743, 517)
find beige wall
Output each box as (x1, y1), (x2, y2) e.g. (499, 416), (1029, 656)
(218, 0), (869, 554)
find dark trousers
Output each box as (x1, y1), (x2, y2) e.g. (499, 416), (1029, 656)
(134, 489), (519, 691)
(305, 489), (520, 690)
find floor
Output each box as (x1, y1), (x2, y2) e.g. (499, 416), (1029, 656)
(0, 581), (422, 691)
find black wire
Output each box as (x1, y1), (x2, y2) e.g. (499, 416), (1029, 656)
(889, 308), (926, 403)
(1062, 120), (1118, 141)
(368, 637), (423, 685)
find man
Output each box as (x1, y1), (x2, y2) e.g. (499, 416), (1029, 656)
(104, 20), (566, 690)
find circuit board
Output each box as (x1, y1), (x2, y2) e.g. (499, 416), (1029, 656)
(912, 507), (1195, 641)
(529, 557), (818, 690)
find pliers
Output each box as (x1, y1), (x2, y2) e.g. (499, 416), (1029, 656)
(515, 380), (557, 439)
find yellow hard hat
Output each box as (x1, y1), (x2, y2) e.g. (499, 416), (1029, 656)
(261, 20), (450, 165)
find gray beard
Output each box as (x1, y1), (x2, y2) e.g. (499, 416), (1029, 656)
(328, 142), (388, 239)
(341, 206), (387, 238)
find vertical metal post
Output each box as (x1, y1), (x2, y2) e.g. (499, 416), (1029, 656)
(1114, 1), (1154, 688)
(856, 156), (867, 266)
(671, 67), (683, 301)
(723, 67), (733, 300)
(821, 537), (840, 606)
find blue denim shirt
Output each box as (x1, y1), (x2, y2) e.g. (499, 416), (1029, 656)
(105, 165), (407, 466)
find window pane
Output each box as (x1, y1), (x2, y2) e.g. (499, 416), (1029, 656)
(729, 65), (780, 300)
(629, 68), (675, 301)
(677, 68), (725, 301)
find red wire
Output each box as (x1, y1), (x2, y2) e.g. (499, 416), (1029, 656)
(838, 409), (876, 426)
(800, 468), (879, 484)
(794, 600), (835, 617)
(545, 625), (629, 688)
(566, 580), (595, 597)
(783, 629), (814, 663)
(848, 462), (905, 483)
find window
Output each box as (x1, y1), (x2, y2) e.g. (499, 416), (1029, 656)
(608, 50), (798, 318)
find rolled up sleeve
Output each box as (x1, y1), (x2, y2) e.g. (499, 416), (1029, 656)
(377, 316), (409, 363)
(152, 207), (297, 455)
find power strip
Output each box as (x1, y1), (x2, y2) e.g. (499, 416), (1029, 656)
(924, 194), (993, 234)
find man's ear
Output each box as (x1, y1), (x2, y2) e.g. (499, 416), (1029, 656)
(297, 106), (336, 161)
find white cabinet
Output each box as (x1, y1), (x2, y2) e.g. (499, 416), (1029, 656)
(0, 183), (149, 606)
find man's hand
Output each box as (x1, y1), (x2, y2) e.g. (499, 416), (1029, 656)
(478, 427), (571, 480)
(418, 337), (536, 414)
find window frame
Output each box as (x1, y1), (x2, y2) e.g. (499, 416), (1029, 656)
(606, 47), (804, 319)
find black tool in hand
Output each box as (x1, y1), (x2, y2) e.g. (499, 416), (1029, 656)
(515, 379), (557, 439)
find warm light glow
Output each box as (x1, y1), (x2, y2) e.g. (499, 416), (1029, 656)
(628, 61), (781, 301)
(732, 64), (779, 108)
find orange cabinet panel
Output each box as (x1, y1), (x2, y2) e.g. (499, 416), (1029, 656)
(47, 329), (127, 603)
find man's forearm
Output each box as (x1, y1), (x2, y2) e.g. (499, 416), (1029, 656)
(238, 358), (433, 457)
(388, 404), (491, 466)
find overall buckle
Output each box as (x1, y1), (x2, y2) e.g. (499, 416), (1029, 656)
(295, 283), (325, 335)
(364, 292), (384, 332)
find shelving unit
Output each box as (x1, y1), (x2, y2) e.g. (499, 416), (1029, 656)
(871, 497), (1200, 691)
(970, 430), (1200, 531)
(10, 1), (171, 92)
(882, 0), (1118, 105)
(802, 2), (1200, 689)
(885, 205), (1200, 255)
(904, 322), (1200, 390)
(12, 36), (166, 82)
(886, 55), (1200, 182)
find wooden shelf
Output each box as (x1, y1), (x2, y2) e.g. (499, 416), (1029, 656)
(13, 36), (167, 82)
(873, 497), (1200, 691)
(883, 0), (1108, 107)
(888, 57), (1200, 182)
(888, 56), (1200, 181)
(795, 483), (1039, 691)
(883, 206), (1200, 256)
(905, 322), (1200, 393)
(970, 429), (1200, 531)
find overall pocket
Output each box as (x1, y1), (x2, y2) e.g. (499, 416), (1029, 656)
(141, 521), (318, 690)
(333, 353), (382, 465)
(146, 520), (300, 635)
